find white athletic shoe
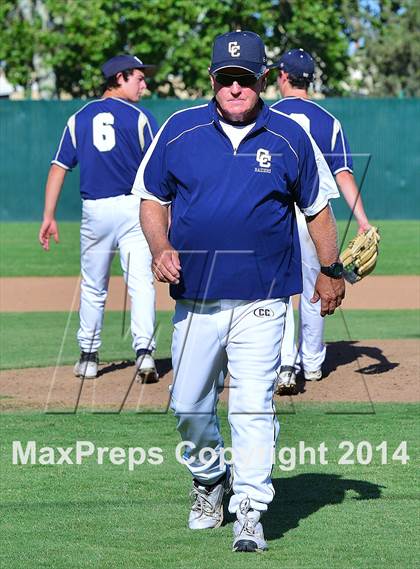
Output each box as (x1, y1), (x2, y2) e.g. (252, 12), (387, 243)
(276, 365), (297, 394)
(233, 498), (268, 552)
(135, 353), (159, 384)
(304, 369), (322, 381)
(73, 352), (98, 379)
(188, 467), (233, 530)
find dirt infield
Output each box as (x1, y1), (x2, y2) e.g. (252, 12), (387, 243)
(0, 340), (418, 411)
(1, 275), (418, 409)
(1, 275), (419, 311)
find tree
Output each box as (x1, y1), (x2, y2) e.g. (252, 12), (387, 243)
(0, 1), (41, 93)
(266, 0), (350, 95)
(1, 0), (352, 98)
(355, 0), (420, 97)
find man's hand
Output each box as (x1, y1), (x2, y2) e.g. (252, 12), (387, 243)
(140, 200), (181, 284)
(306, 205), (345, 316)
(152, 247), (181, 284)
(311, 273), (345, 317)
(39, 164), (67, 251)
(39, 218), (59, 251)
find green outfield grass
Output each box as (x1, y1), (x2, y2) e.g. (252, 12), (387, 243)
(1, 220), (419, 276)
(0, 309), (418, 370)
(0, 311), (173, 370)
(0, 404), (418, 568)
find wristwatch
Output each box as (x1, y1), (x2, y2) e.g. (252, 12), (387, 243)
(320, 262), (344, 279)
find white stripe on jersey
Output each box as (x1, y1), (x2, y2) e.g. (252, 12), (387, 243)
(279, 96), (338, 121)
(167, 121), (213, 147)
(270, 107), (339, 215)
(146, 118), (154, 140)
(264, 126), (300, 165)
(138, 113), (148, 151)
(301, 133), (339, 217)
(51, 159), (70, 170)
(53, 125), (69, 163)
(111, 97), (154, 143)
(274, 97), (353, 177)
(339, 125), (348, 169)
(132, 104), (209, 204)
(54, 98), (110, 160)
(334, 166), (353, 175)
(331, 118), (341, 152)
(68, 114), (76, 148)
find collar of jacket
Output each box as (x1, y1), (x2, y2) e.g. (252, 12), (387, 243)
(208, 98), (270, 137)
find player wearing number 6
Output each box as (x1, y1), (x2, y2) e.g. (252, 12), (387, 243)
(39, 55), (159, 382)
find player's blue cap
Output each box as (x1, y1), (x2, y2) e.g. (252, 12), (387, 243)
(209, 31), (267, 75)
(101, 55), (156, 78)
(270, 48), (314, 79)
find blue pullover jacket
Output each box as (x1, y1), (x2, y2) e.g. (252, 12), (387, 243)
(134, 99), (338, 300)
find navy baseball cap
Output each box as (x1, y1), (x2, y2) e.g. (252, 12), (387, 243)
(209, 31), (267, 75)
(101, 55), (156, 78)
(271, 48), (314, 79)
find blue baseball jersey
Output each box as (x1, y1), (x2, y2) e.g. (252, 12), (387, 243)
(52, 97), (158, 199)
(134, 100), (338, 301)
(271, 97), (353, 175)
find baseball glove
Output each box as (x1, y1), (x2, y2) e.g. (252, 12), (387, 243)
(341, 226), (380, 283)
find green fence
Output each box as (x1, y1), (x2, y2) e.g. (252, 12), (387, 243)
(1, 98), (419, 221)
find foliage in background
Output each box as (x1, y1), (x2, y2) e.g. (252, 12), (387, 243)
(0, 0), (418, 97)
(355, 0), (420, 97)
(0, 1), (40, 89)
(268, 0), (349, 95)
(1, 0), (350, 97)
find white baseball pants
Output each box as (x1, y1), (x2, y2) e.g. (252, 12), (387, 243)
(170, 298), (287, 513)
(280, 206), (325, 372)
(78, 194), (155, 353)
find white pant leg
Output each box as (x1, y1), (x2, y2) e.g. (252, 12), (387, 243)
(78, 199), (116, 352)
(117, 195), (156, 353)
(279, 297), (299, 369)
(225, 298), (287, 513)
(299, 261), (326, 372)
(170, 300), (228, 485)
(296, 207), (326, 371)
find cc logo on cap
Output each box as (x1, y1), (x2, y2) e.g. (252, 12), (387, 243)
(228, 41), (240, 57)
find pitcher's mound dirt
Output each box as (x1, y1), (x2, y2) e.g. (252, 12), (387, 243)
(0, 340), (418, 412)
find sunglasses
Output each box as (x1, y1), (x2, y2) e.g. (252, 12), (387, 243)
(213, 72), (262, 87)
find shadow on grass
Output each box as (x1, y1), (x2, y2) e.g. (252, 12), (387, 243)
(279, 341), (400, 396)
(97, 357), (172, 378)
(261, 473), (384, 540)
(223, 474), (383, 536)
(324, 341), (399, 377)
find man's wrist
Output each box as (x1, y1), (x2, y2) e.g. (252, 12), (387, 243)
(151, 241), (174, 258)
(357, 219), (370, 231)
(320, 262), (344, 279)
